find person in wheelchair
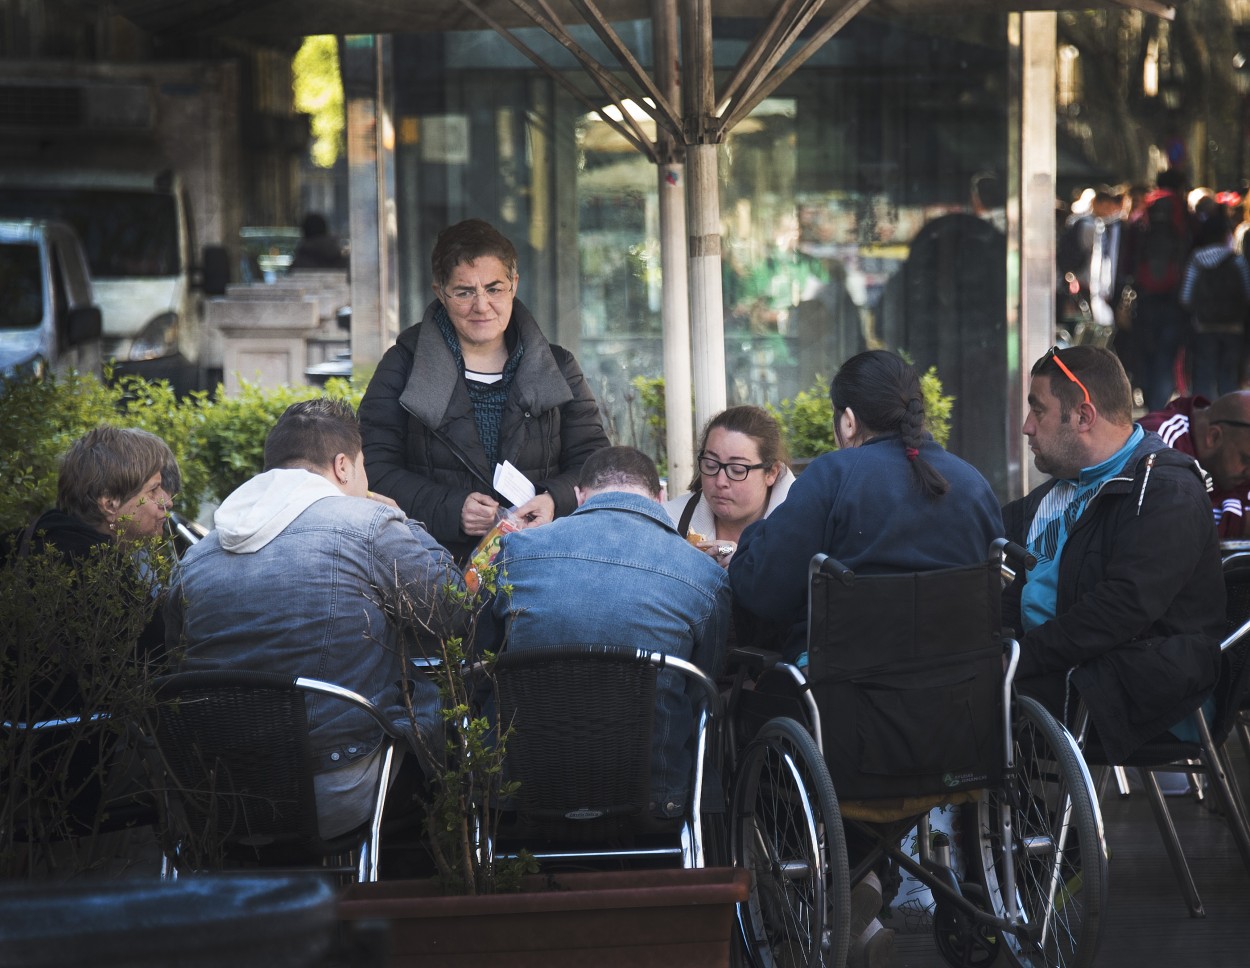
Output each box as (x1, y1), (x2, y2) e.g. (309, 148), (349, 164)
(1004, 345), (1223, 762)
(729, 349), (1004, 665)
(492, 445), (731, 819)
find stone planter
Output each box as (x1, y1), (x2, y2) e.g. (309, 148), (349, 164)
(336, 866), (750, 968)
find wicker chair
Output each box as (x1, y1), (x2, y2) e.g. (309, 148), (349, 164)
(476, 644), (723, 870)
(148, 669), (409, 883)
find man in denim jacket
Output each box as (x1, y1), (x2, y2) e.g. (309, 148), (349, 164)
(493, 445), (731, 817)
(167, 399), (464, 839)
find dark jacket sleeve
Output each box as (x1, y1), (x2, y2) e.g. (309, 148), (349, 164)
(730, 462), (833, 626)
(1017, 465), (1217, 678)
(531, 346), (610, 518)
(359, 340), (473, 545)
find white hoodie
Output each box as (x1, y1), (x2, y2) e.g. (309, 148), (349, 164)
(214, 467), (344, 554)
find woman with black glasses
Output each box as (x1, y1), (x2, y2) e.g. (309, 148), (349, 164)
(729, 349), (1004, 665)
(664, 405), (795, 568)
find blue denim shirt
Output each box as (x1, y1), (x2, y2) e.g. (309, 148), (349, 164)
(493, 491), (731, 816)
(168, 491), (463, 774)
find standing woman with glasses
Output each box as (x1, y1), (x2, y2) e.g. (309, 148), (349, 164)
(664, 406), (796, 568)
(359, 219), (609, 562)
(730, 349), (1004, 664)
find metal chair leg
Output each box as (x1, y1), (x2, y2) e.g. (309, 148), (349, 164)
(1195, 711), (1250, 876)
(1114, 765), (1131, 797)
(1140, 768), (1205, 918)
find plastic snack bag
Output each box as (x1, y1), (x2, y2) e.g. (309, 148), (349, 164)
(464, 508), (521, 593)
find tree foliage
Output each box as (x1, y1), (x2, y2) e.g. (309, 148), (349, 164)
(1058, 4), (1244, 188)
(293, 35), (345, 169)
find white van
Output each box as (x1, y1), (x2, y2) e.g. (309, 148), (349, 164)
(0, 218), (102, 379)
(0, 163), (206, 390)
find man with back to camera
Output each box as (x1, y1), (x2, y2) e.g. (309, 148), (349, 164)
(1139, 390), (1250, 539)
(491, 445), (731, 820)
(167, 398), (464, 840)
(1003, 345), (1222, 763)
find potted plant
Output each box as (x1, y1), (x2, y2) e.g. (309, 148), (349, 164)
(336, 561), (749, 967)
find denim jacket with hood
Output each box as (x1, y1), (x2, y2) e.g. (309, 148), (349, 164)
(167, 468), (464, 773)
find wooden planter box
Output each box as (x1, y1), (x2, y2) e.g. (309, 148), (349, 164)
(337, 867), (749, 968)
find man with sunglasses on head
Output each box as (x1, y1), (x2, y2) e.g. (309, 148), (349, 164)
(1139, 390), (1250, 539)
(1004, 345), (1223, 763)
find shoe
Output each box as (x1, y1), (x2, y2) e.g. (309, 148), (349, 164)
(848, 871), (883, 943)
(848, 917), (896, 968)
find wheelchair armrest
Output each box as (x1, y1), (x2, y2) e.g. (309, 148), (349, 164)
(727, 645), (784, 676)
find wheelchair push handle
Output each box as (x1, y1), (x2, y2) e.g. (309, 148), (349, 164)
(992, 537), (1036, 585)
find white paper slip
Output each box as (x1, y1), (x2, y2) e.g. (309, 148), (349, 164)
(493, 460), (537, 508)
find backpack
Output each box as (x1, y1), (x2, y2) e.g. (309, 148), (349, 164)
(1188, 253), (1249, 327)
(1134, 191), (1190, 294)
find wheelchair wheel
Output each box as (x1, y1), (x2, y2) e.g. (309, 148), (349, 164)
(963, 695), (1107, 968)
(730, 716), (850, 968)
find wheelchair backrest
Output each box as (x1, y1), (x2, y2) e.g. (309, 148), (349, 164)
(806, 556), (1006, 801)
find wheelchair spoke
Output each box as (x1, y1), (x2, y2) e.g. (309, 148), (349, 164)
(961, 697), (1106, 968)
(731, 717), (848, 968)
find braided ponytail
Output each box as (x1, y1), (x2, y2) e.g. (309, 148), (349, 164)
(900, 395), (948, 497)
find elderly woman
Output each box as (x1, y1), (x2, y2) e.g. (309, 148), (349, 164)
(359, 218), (609, 561)
(664, 405), (795, 569)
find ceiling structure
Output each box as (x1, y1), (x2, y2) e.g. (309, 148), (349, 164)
(87, 0), (1182, 488)
(94, 0), (1179, 39)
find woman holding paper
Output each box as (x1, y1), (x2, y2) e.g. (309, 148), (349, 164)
(359, 218), (609, 562)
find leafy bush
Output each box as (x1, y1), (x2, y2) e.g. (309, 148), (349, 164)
(627, 370), (954, 464)
(629, 375), (669, 476)
(0, 371), (361, 533)
(1, 532), (175, 878)
(770, 367), (953, 458)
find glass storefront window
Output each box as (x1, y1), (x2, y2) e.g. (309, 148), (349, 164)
(393, 13), (1012, 492)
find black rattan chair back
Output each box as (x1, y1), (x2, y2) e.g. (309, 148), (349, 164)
(492, 645), (659, 843)
(150, 671), (322, 862)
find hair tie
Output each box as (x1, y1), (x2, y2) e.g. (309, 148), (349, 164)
(905, 447), (919, 461)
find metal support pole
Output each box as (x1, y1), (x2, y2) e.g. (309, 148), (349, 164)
(1014, 12), (1058, 497)
(682, 0), (727, 433)
(654, 0), (694, 492)
(343, 34), (397, 382)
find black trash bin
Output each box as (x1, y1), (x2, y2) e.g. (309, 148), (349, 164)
(0, 874), (336, 968)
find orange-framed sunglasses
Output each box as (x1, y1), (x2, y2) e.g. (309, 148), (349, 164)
(1042, 345), (1091, 406)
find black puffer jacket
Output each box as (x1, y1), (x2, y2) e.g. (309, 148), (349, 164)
(1003, 433), (1223, 762)
(359, 299), (609, 562)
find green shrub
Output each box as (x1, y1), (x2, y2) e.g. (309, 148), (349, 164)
(188, 378), (361, 504)
(0, 372), (362, 534)
(628, 370), (954, 464)
(771, 368), (953, 458)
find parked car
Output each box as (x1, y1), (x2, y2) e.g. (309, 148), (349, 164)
(0, 218), (102, 379)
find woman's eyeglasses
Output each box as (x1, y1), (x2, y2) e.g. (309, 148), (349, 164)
(1042, 345), (1091, 406)
(699, 455), (768, 482)
(441, 282), (514, 306)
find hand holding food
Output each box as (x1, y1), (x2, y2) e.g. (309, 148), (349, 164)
(693, 537), (736, 568)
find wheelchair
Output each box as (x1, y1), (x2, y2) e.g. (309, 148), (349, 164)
(725, 539), (1108, 968)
